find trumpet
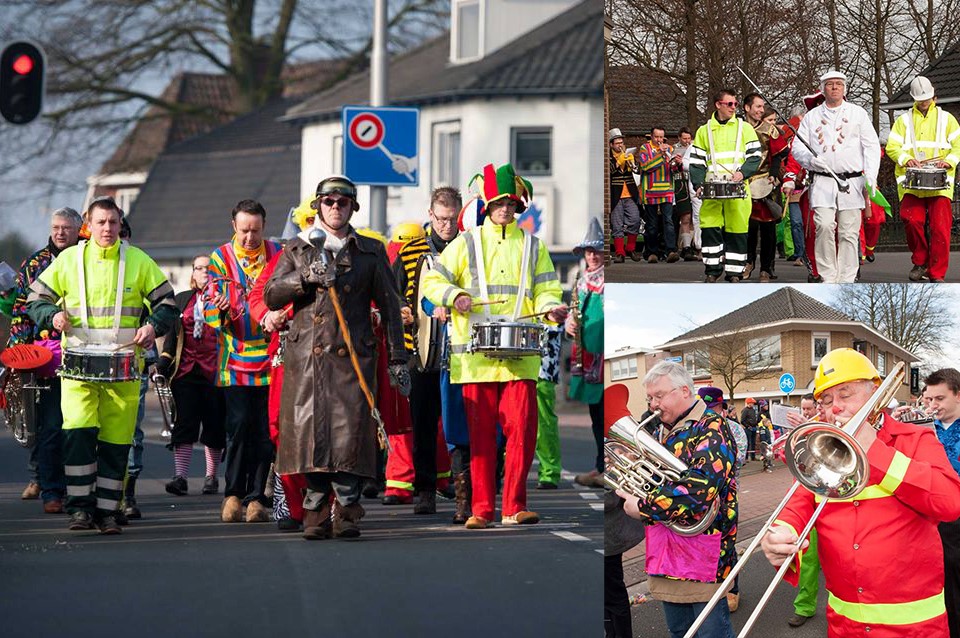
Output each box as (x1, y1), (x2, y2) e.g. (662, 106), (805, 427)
(684, 362), (906, 638)
(151, 367), (176, 438)
(604, 409), (722, 537)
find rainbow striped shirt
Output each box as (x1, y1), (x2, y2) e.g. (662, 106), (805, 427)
(636, 142), (675, 203)
(205, 240), (282, 386)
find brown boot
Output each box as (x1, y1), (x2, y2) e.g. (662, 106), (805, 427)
(221, 496), (243, 523)
(413, 490), (436, 515)
(21, 481), (40, 500)
(302, 501), (332, 540)
(245, 500), (270, 523)
(334, 502), (365, 539)
(452, 472), (471, 525)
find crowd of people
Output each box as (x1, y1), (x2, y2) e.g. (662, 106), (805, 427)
(605, 349), (960, 638)
(609, 71), (960, 283)
(1, 161), (607, 541)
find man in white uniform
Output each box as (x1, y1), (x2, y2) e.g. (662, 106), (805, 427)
(791, 70), (881, 283)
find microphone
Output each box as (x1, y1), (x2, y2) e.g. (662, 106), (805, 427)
(307, 228), (329, 266)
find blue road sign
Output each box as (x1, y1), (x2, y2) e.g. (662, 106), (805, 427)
(779, 373), (796, 394)
(342, 105), (419, 187)
(666, 356), (683, 363)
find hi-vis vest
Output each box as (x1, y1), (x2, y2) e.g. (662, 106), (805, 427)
(689, 114), (761, 192)
(420, 218), (562, 384)
(32, 239), (172, 349)
(886, 104), (960, 200)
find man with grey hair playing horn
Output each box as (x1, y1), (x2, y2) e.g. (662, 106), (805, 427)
(615, 360), (737, 638)
(7, 206), (83, 513)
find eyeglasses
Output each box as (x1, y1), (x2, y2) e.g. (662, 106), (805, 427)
(193, 266), (207, 271)
(321, 197), (351, 208)
(431, 216), (457, 227)
(718, 101), (739, 107)
(645, 386), (680, 404)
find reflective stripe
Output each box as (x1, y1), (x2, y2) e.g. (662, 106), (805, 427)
(772, 519), (799, 538)
(146, 280), (174, 305)
(65, 463), (98, 476)
(437, 471), (451, 479)
(827, 589), (945, 626)
(450, 344), (471, 354)
(28, 278), (58, 300)
(815, 483), (892, 502)
(947, 154), (960, 165)
(725, 252), (748, 261)
(724, 264), (743, 272)
(434, 262), (455, 281)
(533, 271), (558, 284)
(66, 306), (142, 318)
(879, 449), (910, 493)
(465, 231), (481, 295)
(96, 498), (120, 510)
(702, 257), (722, 265)
(899, 154), (912, 167)
(896, 175), (906, 184)
(385, 480), (414, 491)
(440, 285), (460, 307)
(888, 131), (904, 143)
(701, 245), (723, 255)
(97, 477), (124, 490)
(950, 128), (960, 143)
(67, 484), (94, 496)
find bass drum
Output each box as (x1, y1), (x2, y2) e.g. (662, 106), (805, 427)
(412, 254), (443, 372)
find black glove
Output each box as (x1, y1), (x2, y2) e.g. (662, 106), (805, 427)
(388, 361), (411, 397)
(302, 260), (335, 288)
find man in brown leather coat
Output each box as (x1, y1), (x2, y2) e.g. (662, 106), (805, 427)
(263, 176), (408, 539)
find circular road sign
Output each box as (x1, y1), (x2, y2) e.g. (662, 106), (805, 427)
(778, 373), (796, 394)
(348, 112), (385, 150)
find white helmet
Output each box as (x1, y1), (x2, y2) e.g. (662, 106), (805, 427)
(910, 76), (935, 101)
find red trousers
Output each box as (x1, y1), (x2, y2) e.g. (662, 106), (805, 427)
(385, 424), (452, 498)
(861, 202), (884, 257)
(462, 380), (537, 520)
(268, 364), (306, 522)
(901, 194), (952, 280)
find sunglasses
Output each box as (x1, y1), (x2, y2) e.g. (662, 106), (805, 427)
(321, 197), (351, 208)
(718, 101), (739, 107)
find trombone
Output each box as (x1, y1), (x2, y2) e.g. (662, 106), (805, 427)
(684, 362), (906, 638)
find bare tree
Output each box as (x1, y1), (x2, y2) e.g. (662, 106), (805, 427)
(680, 327), (782, 403)
(829, 283), (957, 360)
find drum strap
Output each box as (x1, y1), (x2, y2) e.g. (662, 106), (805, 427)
(470, 229), (492, 320)
(905, 106), (948, 161)
(74, 240), (127, 337)
(512, 233), (533, 321)
(705, 116), (744, 177)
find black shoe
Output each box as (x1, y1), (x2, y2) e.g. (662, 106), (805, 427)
(361, 480), (381, 500)
(381, 495), (404, 506)
(866, 253), (875, 263)
(165, 475), (188, 496)
(726, 276), (741, 283)
(114, 510), (129, 526)
(788, 614), (813, 627)
(277, 518), (302, 533)
(124, 502), (142, 520)
(201, 476), (219, 495)
(96, 514), (122, 535)
(536, 481), (558, 490)
(807, 274), (823, 283)
(436, 485), (456, 500)
(909, 265), (929, 282)
(613, 253), (625, 263)
(68, 511), (94, 530)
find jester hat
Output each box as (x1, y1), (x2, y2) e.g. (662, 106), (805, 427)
(467, 163), (533, 214)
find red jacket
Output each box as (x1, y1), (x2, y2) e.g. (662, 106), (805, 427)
(775, 415), (960, 637)
(248, 252), (292, 360)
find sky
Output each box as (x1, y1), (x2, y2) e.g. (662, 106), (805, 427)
(605, 283), (960, 370)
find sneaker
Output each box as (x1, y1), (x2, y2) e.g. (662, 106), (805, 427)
(201, 476), (219, 495)
(96, 514), (122, 535)
(865, 253), (875, 263)
(666, 252), (680, 263)
(165, 475), (188, 496)
(646, 254), (659, 264)
(909, 265), (929, 282)
(43, 499), (64, 514)
(502, 511), (539, 526)
(788, 614), (813, 627)
(21, 481), (40, 500)
(536, 481), (558, 490)
(68, 511), (94, 530)
(464, 516), (491, 529)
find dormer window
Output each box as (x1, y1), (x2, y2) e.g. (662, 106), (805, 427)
(452, 0), (482, 63)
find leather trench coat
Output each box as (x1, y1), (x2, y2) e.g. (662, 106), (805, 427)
(263, 230), (407, 477)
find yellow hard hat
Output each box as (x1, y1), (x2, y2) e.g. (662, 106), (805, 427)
(813, 348), (880, 399)
(356, 227), (388, 247)
(391, 221), (425, 245)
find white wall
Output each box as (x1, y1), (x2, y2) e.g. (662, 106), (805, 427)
(300, 95), (601, 251)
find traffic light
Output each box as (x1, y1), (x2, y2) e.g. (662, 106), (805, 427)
(0, 41), (45, 125)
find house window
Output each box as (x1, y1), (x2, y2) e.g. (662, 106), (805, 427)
(611, 356), (638, 381)
(877, 351), (886, 376)
(748, 335), (781, 370)
(333, 135), (343, 174)
(432, 120), (461, 189)
(115, 188), (139, 215)
(454, 0), (480, 61)
(812, 332), (830, 366)
(684, 349), (710, 378)
(511, 127), (552, 176)
(853, 340), (868, 356)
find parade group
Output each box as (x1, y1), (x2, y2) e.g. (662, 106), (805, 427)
(606, 350), (960, 638)
(609, 71), (960, 284)
(0, 161), (607, 541)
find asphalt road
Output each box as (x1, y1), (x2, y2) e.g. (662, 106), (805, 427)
(630, 549), (829, 638)
(606, 250), (960, 283)
(0, 405), (602, 638)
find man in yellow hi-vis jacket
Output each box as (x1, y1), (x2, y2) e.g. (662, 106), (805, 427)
(421, 163), (567, 529)
(885, 76), (960, 283)
(27, 197), (177, 534)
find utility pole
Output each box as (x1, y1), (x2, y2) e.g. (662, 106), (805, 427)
(369, 0), (388, 233)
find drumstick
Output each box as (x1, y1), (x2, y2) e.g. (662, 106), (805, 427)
(514, 309), (553, 321)
(112, 340), (138, 352)
(471, 298), (507, 307)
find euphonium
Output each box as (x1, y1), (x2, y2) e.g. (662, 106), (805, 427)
(151, 367), (176, 438)
(0, 366), (39, 448)
(604, 409), (722, 537)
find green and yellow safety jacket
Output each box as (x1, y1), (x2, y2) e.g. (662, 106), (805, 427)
(886, 104), (960, 200)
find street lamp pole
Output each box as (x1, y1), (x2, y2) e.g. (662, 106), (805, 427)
(369, 0), (388, 234)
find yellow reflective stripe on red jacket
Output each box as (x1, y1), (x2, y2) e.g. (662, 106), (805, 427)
(878, 449), (910, 493)
(827, 589), (945, 625)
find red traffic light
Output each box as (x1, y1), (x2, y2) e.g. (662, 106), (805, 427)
(12, 54), (34, 75)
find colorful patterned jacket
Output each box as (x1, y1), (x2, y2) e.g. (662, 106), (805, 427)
(7, 239), (65, 347)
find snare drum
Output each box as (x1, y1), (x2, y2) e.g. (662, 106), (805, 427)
(904, 166), (948, 190)
(60, 346), (140, 382)
(469, 322), (543, 359)
(701, 181), (746, 199)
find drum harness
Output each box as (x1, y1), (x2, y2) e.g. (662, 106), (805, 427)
(73, 239), (131, 348)
(469, 227), (534, 323)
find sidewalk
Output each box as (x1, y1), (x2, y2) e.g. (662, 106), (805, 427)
(622, 460), (796, 597)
